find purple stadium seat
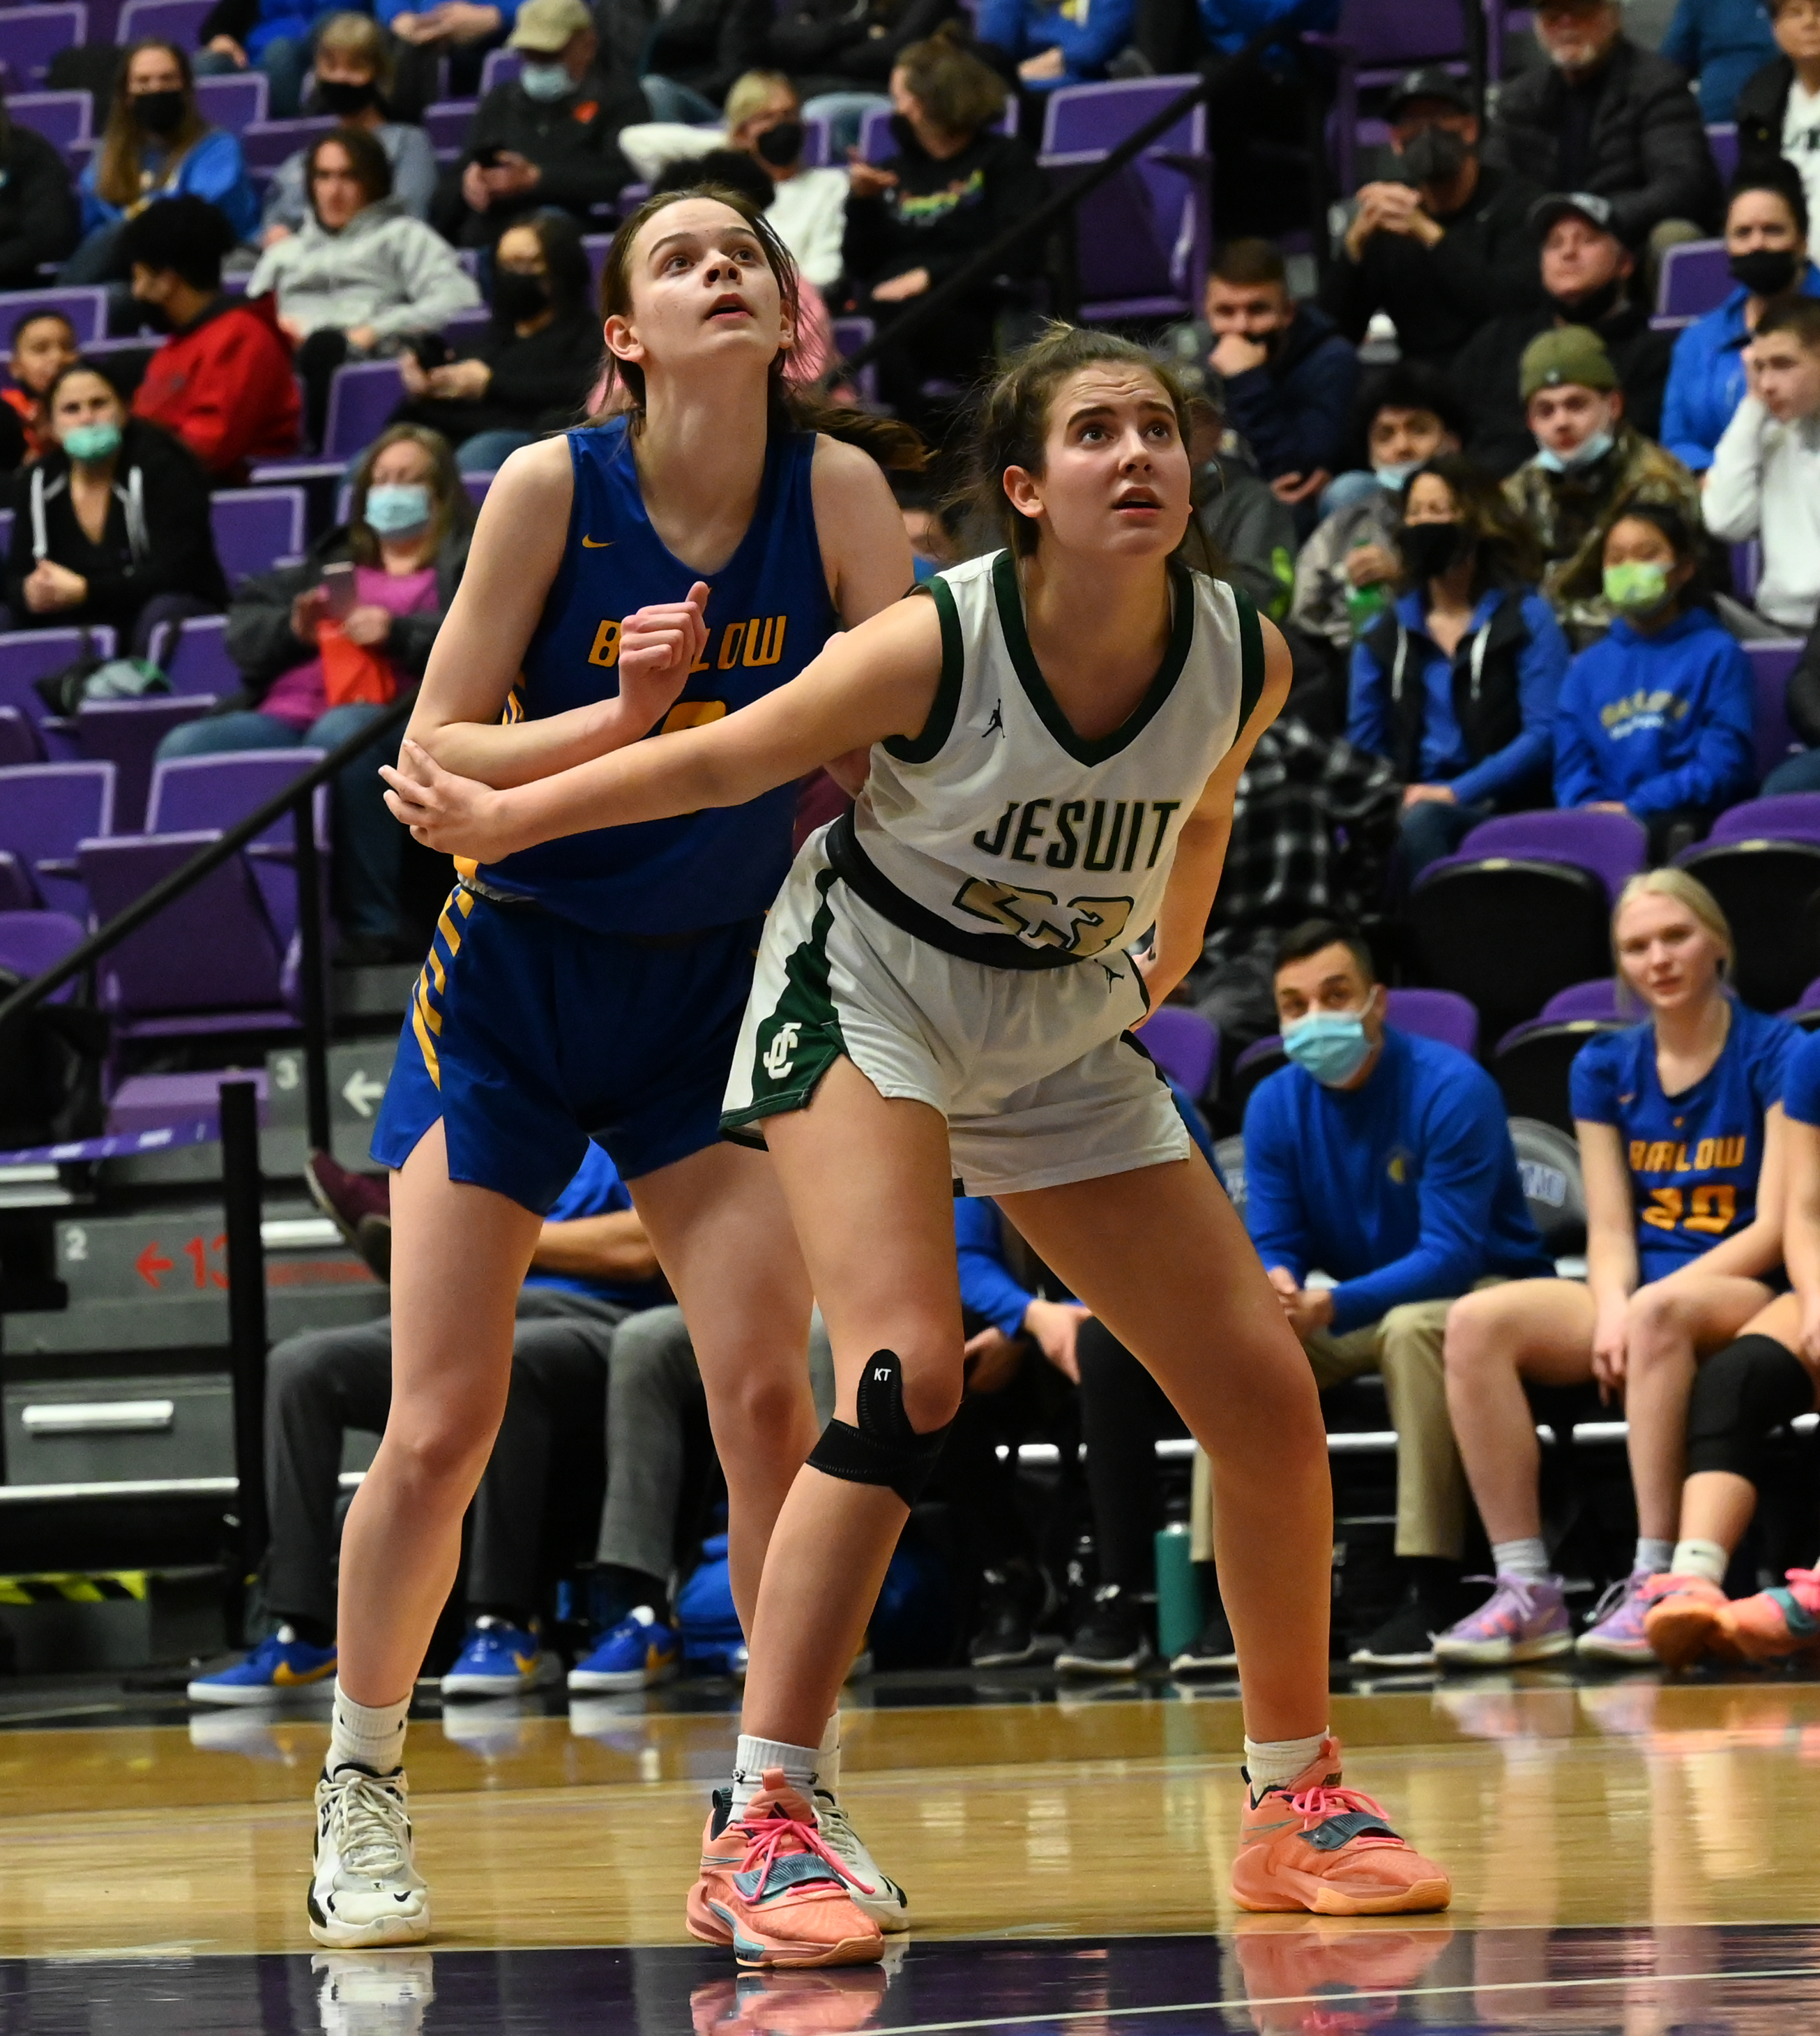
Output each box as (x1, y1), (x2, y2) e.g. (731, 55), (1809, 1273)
(1789, 974), (1820, 1022)
(0, 760), (115, 917)
(0, 626), (117, 757)
(1708, 122), (1739, 183)
(7, 91), (90, 153)
(1701, 792), (1820, 847)
(194, 69), (268, 133)
(443, 305), (492, 347)
(238, 116), (333, 172)
(1537, 978), (1625, 1025)
(0, 853), (39, 912)
(462, 469), (495, 509)
(801, 113), (830, 167)
(1335, 0), (1464, 78)
(209, 486), (305, 585)
(321, 360), (405, 460)
(0, 287), (108, 347)
(1448, 808), (1648, 905)
(116, 0), (211, 46)
(79, 829), (294, 1038)
(0, 510), (12, 557)
(423, 98), (478, 153)
(1743, 640), (1803, 783)
(1493, 979), (1631, 1133)
(0, 907), (84, 1003)
(75, 695), (213, 831)
(107, 1065), (269, 1136)
(0, 6), (86, 91)
(584, 231), (610, 299)
(146, 746), (328, 953)
(0, 706), (42, 765)
(1732, 539), (1761, 603)
(1140, 1003), (1217, 1098)
(829, 315), (877, 405)
(480, 47), (520, 92)
(1384, 987), (1478, 1057)
(151, 611), (238, 696)
(1657, 239), (1729, 320)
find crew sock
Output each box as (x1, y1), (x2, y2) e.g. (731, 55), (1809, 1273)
(1635, 1537), (1676, 1578)
(1490, 1537), (1551, 1583)
(815, 1711), (840, 1797)
(1670, 1537), (1729, 1587)
(327, 1684), (410, 1778)
(729, 1733), (821, 1820)
(1244, 1730), (1330, 1797)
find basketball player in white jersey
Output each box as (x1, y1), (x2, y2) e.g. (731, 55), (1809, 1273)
(383, 324), (1453, 1968)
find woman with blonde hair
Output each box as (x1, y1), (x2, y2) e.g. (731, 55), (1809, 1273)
(66, 40), (259, 280)
(1434, 867), (1798, 1667)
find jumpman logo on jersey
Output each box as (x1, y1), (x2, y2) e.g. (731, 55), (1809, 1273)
(983, 700), (1004, 738)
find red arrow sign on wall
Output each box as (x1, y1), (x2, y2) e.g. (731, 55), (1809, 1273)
(135, 1242), (174, 1289)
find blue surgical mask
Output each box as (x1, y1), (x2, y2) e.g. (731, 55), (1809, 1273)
(1373, 459), (1419, 492)
(63, 421), (121, 463)
(1535, 427), (1615, 474)
(364, 482), (432, 536)
(1282, 1009), (1374, 1087)
(518, 59), (572, 101)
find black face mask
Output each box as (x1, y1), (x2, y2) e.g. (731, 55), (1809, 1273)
(492, 269), (550, 324)
(132, 89), (186, 136)
(1729, 247), (1800, 299)
(754, 119), (804, 167)
(1399, 520), (1467, 583)
(1399, 126), (1469, 188)
(1547, 273), (1624, 325)
(317, 77), (379, 117)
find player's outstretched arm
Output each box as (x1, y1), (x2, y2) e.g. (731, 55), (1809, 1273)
(382, 594), (943, 861)
(1139, 615), (1291, 1009)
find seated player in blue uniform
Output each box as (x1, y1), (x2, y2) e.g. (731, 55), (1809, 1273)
(1435, 868), (1794, 1668)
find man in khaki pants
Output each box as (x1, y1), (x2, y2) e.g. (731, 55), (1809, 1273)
(1239, 920), (1555, 1666)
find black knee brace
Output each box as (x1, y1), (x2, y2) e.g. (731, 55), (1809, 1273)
(806, 1348), (951, 1506)
(1685, 1334), (1815, 1482)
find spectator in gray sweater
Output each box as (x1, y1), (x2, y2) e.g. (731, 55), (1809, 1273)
(245, 124), (480, 446)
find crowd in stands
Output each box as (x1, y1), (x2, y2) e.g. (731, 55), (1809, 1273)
(8, 0), (1820, 1693)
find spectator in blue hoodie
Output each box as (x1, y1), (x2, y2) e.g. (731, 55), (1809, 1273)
(976, 0), (1135, 92)
(195, 0), (351, 118)
(1203, 236), (1357, 530)
(1662, 0), (1780, 123)
(1554, 502), (1757, 857)
(1663, 164), (1820, 471)
(65, 41), (260, 283)
(1349, 455), (1571, 878)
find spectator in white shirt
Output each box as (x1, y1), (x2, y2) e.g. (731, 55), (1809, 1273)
(724, 70), (849, 289)
(1704, 293), (1820, 633)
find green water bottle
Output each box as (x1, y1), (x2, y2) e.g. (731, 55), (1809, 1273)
(1154, 1522), (1202, 1663)
(1342, 534), (1390, 642)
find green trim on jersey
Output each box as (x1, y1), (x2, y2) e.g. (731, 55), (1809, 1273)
(989, 548), (1195, 767)
(1234, 585), (1265, 734)
(721, 866), (849, 1136)
(883, 576), (965, 764)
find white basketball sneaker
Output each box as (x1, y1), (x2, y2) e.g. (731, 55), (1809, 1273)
(812, 1788), (910, 1933)
(309, 1765), (432, 1947)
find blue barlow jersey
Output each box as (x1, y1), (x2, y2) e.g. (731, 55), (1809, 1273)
(475, 416), (839, 936)
(1783, 1025), (1820, 1127)
(1570, 1000), (1796, 1282)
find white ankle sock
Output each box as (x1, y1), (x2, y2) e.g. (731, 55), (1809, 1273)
(1636, 1537), (1675, 1577)
(1671, 1537), (1729, 1586)
(1491, 1537), (1550, 1582)
(327, 1684), (409, 1777)
(1243, 1731), (1330, 1795)
(815, 1712), (840, 1797)
(729, 1733), (821, 1819)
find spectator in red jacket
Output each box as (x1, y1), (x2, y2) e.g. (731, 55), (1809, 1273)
(120, 195), (301, 483)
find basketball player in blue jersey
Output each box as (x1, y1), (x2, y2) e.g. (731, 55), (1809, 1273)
(1434, 868), (1794, 1671)
(302, 186), (915, 1950)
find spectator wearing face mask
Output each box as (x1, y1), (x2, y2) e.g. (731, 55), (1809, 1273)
(725, 70), (849, 288)
(395, 209), (602, 472)
(1663, 0), (1780, 124)
(194, 0), (350, 120)
(1451, 191), (1675, 478)
(1554, 504), (1755, 853)
(434, 0), (648, 248)
(1291, 363), (1464, 654)
(1736, 0), (1820, 229)
(259, 14), (439, 238)
(1197, 236), (1358, 528)
(1704, 294), (1820, 634)
(1349, 456), (1570, 878)
(65, 40), (259, 284)
(1243, 919), (1554, 1668)
(1484, 0), (1723, 255)
(1322, 67), (1545, 368)
(1505, 326), (1701, 646)
(121, 195), (300, 483)
(1664, 166), (1820, 474)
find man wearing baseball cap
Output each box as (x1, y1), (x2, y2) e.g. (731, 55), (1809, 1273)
(437, 0), (647, 247)
(1321, 65), (1544, 365)
(1504, 323), (1701, 644)
(1450, 190), (1676, 474)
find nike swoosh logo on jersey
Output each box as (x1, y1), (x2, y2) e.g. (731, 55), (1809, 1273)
(581, 536), (614, 548)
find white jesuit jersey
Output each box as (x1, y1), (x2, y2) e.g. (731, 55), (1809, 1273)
(840, 548), (1264, 968)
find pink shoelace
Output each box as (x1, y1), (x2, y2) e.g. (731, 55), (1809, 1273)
(1281, 1783), (1403, 1849)
(1782, 1566), (1820, 1605)
(736, 1811), (870, 1900)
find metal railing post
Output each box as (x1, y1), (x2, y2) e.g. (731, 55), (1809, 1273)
(294, 789), (333, 1154)
(220, 1078), (268, 1615)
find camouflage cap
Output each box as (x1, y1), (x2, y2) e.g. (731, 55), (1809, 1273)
(1519, 324), (1618, 403)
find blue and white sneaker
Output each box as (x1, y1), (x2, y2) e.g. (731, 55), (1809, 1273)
(188, 1626), (338, 1705)
(439, 1616), (558, 1698)
(567, 1605), (681, 1692)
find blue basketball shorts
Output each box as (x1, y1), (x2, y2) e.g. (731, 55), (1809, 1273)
(370, 885), (764, 1214)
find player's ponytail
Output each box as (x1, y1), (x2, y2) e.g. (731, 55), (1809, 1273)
(586, 183), (925, 473)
